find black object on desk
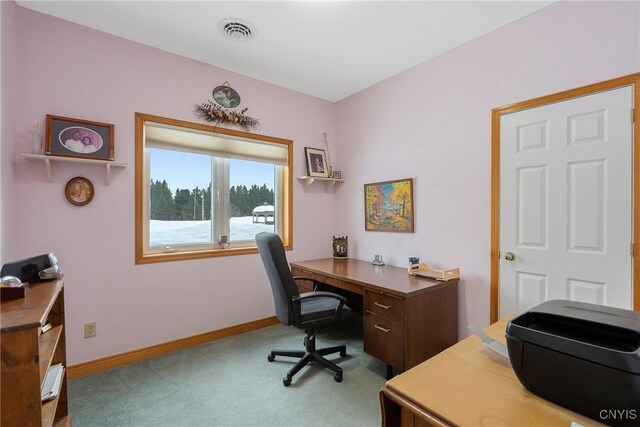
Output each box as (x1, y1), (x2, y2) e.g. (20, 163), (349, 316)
(506, 299), (640, 426)
(1, 253), (60, 283)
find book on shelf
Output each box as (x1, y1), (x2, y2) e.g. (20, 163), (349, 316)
(41, 323), (52, 334)
(41, 363), (64, 402)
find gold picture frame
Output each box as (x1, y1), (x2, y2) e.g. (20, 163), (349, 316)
(364, 178), (414, 232)
(65, 176), (94, 206)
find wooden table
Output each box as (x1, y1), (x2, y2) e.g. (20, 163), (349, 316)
(290, 258), (459, 375)
(379, 318), (605, 426)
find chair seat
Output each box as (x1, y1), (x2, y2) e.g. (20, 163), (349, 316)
(300, 295), (340, 319)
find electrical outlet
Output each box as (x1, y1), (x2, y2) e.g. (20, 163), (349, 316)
(84, 322), (97, 338)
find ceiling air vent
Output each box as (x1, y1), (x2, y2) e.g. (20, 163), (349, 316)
(219, 19), (256, 42)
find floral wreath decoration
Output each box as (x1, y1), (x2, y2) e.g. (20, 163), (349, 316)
(194, 102), (259, 131)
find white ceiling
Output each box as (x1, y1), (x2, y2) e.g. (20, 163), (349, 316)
(16, 1), (554, 102)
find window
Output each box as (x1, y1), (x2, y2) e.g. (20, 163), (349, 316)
(135, 113), (292, 264)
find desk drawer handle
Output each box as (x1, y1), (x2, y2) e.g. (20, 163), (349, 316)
(374, 324), (391, 333)
(374, 302), (391, 310)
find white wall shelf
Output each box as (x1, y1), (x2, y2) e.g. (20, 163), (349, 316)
(297, 176), (344, 192)
(22, 154), (127, 185)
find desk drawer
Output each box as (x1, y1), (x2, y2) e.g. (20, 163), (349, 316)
(365, 291), (404, 323)
(292, 267), (363, 296)
(314, 272), (363, 295)
(364, 312), (403, 369)
(293, 278), (314, 293)
(291, 266), (314, 293)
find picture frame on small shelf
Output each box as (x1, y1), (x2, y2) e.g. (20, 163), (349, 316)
(332, 171), (342, 180)
(304, 147), (329, 178)
(46, 114), (114, 161)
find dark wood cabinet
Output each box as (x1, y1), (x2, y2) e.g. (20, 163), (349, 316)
(290, 259), (458, 372)
(1, 276), (70, 427)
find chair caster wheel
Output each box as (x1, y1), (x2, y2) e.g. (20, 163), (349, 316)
(334, 373), (343, 383)
(340, 350), (347, 357)
(283, 375), (292, 387)
(267, 354), (275, 362)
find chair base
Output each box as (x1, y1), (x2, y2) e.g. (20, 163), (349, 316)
(268, 331), (347, 386)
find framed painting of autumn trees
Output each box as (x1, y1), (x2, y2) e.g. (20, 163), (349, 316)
(364, 178), (414, 232)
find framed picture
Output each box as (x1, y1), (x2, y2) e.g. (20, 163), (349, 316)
(364, 178), (414, 232)
(304, 147), (329, 178)
(46, 115), (114, 161)
(332, 170), (342, 179)
(212, 85), (241, 108)
(65, 176), (94, 206)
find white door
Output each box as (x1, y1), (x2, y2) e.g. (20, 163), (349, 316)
(499, 86), (634, 318)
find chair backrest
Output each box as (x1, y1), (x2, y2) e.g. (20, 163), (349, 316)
(255, 232), (300, 326)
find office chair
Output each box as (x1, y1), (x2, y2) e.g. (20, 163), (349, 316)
(255, 232), (350, 386)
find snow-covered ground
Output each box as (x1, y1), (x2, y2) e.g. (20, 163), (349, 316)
(150, 216), (274, 246)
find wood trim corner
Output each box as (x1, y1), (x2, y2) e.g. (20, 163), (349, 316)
(490, 105), (502, 324)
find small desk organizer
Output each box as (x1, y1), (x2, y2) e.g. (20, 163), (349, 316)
(408, 263), (460, 281)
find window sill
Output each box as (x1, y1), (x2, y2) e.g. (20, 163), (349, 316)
(135, 240), (292, 264)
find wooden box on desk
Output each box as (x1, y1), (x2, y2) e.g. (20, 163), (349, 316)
(408, 263), (459, 281)
(0, 285), (27, 301)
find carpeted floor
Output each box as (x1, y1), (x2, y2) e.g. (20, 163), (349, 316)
(68, 317), (387, 426)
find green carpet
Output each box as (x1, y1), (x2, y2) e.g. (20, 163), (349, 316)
(68, 318), (387, 426)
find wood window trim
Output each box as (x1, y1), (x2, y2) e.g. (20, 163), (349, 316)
(134, 112), (293, 264)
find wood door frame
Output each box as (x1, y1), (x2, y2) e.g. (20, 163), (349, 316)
(490, 73), (640, 323)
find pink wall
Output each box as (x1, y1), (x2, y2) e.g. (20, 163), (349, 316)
(6, 5), (338, 365)
(335, 0), (640, 335)
(1, 0), (19, 261)
(3, 1), (639, 365)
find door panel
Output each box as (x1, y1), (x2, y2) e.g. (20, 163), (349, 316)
(517, 166), (548, 248)
(568, 109), (606, 145)
(568, 160), (605, 253)
(499, 86), (633, 317)
(516, 272), (547, 312)
(568, 278), (606, 305)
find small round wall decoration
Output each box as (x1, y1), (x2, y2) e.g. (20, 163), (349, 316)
(65, 176), (94, 206)
(212, 85), (241, 108)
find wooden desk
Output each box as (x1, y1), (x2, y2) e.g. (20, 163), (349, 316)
(290, 258), (458, 373)
(379, 318), (605, 426)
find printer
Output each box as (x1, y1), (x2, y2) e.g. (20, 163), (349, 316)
(506, 300), (640, 426)
(1, 253), (60, 283)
